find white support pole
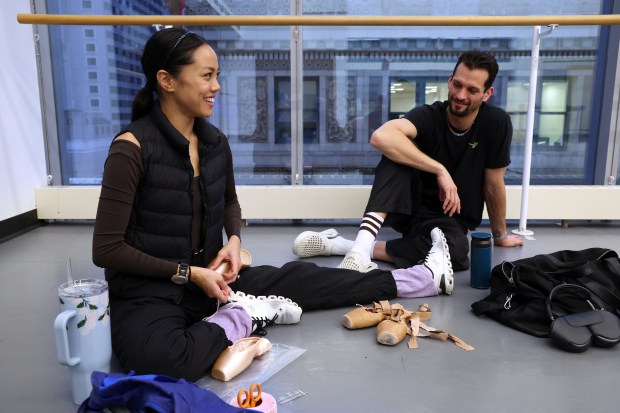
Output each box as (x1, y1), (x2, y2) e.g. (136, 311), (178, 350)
(290, 0), (303, 185)
(513, 24), (557, 237)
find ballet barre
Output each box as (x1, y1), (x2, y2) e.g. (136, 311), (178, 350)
(16, 14), (620, 27)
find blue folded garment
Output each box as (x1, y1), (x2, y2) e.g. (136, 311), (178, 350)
(78, 371), (255, 413)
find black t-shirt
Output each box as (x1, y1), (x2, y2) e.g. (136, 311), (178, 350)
(404, 100), (512, 229)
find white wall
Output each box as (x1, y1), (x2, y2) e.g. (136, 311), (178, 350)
(0, 2), (47, 221)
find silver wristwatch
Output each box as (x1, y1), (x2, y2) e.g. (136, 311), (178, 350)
(171, 263), (191, 284)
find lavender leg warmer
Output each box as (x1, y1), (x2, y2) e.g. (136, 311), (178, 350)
(392, 264), (439, 298)
(204, 303), (252, 342)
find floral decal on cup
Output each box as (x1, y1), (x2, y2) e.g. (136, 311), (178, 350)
(59, 293), (110, 336)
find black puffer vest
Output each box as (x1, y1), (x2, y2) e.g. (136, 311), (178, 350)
(106, 103), (228, 301)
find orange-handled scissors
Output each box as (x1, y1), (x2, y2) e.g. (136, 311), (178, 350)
(237, 383), (262, 408)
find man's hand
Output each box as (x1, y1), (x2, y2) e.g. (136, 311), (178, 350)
(494, 234), (524, 247)
(437, 171), (461, 217)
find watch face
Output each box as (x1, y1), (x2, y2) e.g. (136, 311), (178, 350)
(171, 264), (189, 284)
(171, 273), (187, 284)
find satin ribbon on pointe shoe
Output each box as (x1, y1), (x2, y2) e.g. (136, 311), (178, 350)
(342, 300), (433, 330)
(375, 302), (433, 346)
(405, 305), (475, 351)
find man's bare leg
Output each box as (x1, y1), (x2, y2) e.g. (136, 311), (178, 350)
(371, 240), (394, 263)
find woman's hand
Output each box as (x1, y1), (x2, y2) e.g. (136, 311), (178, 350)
(190, 266), (231, 303)
(208, 236), (242, 283)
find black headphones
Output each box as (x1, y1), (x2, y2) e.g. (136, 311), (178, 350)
(546, 284), (620, 352)
(546, 283), (603, 319)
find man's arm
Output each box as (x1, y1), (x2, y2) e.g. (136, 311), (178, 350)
(370, 118), (460, 216)
(483, 167), (523, 247)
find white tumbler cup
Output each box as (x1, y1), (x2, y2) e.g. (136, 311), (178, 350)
(54, 279), (112, 405)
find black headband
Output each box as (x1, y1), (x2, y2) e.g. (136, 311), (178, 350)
(162, 31), (194, 70)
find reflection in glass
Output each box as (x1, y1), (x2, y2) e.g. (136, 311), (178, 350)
(390, 79), (416, 117)
(44, 0), (608, 187)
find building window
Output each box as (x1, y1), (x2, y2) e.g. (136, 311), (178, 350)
(90, 99), (100, 107)
(42, 0), (610, 186)
(389, 78), (417, 118)
(87, 57), (97, 66)
(274, 77), (319, 144)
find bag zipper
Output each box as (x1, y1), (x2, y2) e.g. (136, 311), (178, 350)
(500, 261), (516, 287)
(500, 262), (517, 309)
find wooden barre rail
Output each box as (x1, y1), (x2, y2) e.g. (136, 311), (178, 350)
(16, 14), (620, 27)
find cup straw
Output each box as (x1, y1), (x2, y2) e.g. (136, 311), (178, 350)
(66, 258), (74, 284)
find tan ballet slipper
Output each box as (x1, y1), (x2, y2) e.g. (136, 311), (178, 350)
(342, 300), (392, 329)
(209, 248), (253, 275)
(376, 319), (408, 346)
(376, 303), (432, 346)
(211, 336), (271, 382)
(376, 303), (409, 345)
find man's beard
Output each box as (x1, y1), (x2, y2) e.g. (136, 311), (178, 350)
(448, 96), (480, 117)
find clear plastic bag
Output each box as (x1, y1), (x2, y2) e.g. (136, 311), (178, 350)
(196, 343), (306, 404)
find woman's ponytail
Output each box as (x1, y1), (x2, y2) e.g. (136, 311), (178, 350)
(131, 86), (154, 122)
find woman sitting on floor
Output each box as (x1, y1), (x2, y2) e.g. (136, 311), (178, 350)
(92, 27), (453, 382)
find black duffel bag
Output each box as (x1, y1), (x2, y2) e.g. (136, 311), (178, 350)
(471, 247), (620, 337)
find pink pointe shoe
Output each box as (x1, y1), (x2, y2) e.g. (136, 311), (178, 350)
(209, 248), (253, 275)
(211, 337), (272, 382)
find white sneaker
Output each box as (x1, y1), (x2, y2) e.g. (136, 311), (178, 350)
(292, 228), (339, 257)
(337, 251), (378, 273)
(424, 227), (454, 295)
(229, 291), (303, 334)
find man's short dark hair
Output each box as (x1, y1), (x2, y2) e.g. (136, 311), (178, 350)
(452, 50), (499, 91)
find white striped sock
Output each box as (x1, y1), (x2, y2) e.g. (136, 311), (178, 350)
(350, 213), (385, 263)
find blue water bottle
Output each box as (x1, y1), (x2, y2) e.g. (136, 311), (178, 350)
(470, 232), (492, 289)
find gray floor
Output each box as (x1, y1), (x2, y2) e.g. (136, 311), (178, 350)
(1, 221), (620, 412)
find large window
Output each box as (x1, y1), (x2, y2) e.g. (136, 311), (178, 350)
(274, 77), (319, 144)
(42, 0), (614, 187)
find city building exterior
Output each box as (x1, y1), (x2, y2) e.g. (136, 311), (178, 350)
(41, 0), (617, 187)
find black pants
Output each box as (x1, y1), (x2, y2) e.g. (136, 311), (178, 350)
(365, 156), (470, 271)
(111, 262), (396, 381)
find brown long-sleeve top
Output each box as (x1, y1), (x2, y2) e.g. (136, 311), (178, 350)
(92, 139), (242, 280)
